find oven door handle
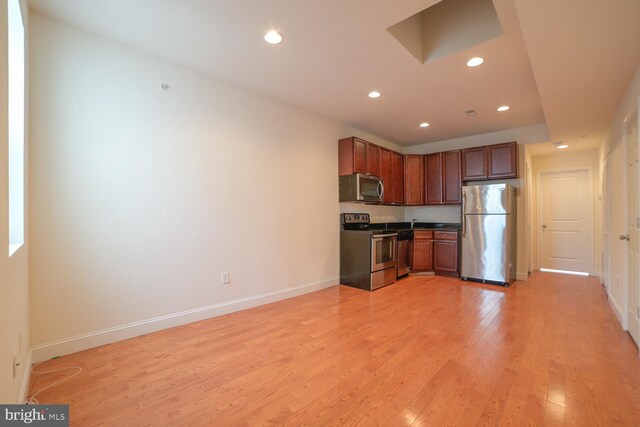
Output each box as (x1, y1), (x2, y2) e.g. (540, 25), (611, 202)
(372, 233), (398, 238)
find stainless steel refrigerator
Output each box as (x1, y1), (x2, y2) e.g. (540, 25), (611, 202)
(461, 183), (517, 286)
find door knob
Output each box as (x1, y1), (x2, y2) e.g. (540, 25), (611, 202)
(619, 234), (630, 241)
(542, 224), (547, 229)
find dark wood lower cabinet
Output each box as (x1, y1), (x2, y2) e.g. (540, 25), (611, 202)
(411, 231), (433, 272)
(410, 230), (459, 277)
(433, 231), (459, 277)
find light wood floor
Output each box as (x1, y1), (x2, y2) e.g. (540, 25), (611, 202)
(29, 272), (640, 426)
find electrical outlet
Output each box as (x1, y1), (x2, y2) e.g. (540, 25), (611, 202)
(221, 272), (230, 284)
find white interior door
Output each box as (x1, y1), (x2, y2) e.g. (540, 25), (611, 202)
(539, 169), (592, 274)
(625, 107), (639, 347)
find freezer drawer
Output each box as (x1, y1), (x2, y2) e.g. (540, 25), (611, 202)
(461, 214), (514, 284)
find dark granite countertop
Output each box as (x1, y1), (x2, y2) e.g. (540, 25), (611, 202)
(369, 222), (461, 232)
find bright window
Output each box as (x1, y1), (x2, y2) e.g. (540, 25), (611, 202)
(8, 0), (25, 256)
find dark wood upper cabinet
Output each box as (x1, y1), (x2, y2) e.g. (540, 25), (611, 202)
(424, 150), (461, 205)
(379, 148), (392, 204)
(340, 138), (514, 205)
(366, 143), (381, 177)
(461, 147), (487, 181)
(424, 153), (443, 205)
(404, 155), (424, 206)
(338, 136), (385, 177)
(461, 142), (518, 181)
(338, 137), (367, 176)
(390, 151), (404, 205)
(338, 137), (405, 204)
(442, 150), (462, 204)
(487, 142), (518, 179)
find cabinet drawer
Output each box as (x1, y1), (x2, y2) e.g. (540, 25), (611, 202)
(434, 231), (458, 241)
(413, 230), (433, 240)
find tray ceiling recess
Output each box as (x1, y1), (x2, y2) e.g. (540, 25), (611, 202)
(387, 0), (503, 64)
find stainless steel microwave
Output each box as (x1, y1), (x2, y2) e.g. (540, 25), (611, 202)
(339, 173), (384, 202)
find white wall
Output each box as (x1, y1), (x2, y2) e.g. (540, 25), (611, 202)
(601, 64), (640, 327)
(404, 205), (460, 224)
(0, 0), (30, 404)
(530, 150), (602, 276)
(28, 13), (403, 360)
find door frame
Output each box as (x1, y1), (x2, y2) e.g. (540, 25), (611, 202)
(602, 156), (612, 295)
(526, 160), (533, 273)
(623, 102), (639, 347)
(536, 167), (594, 275)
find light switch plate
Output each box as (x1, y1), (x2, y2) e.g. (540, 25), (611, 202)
(221, 272), (230, 284)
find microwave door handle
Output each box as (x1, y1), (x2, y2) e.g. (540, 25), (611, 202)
(377, 181), (384, 198)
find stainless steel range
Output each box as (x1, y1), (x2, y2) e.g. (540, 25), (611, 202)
(340, 213), (397, 290)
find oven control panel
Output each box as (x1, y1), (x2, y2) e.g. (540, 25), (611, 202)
(342, 213), (370, 224)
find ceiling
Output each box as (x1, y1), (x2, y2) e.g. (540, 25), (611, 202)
(28, 0), (640, 149)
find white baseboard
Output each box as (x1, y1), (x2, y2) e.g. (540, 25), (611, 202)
(31, 277), (338, 363)
(608, 294), (627, 330)
(19, 350), (32, 403)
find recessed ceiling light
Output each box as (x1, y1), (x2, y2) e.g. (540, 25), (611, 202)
(368, 91), (381, 99)
(419, 122), (430, 128)
(553, 141), (569, 149)
(466, 57), (484, 67)
(497, 105), (510, 112)
(264, 31), (283, 44)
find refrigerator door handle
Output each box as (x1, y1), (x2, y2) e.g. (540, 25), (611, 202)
(463, 215), (466, 238)
(462, 191), (466, 237)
